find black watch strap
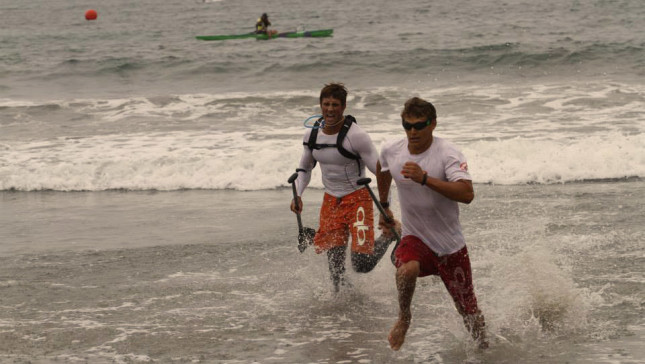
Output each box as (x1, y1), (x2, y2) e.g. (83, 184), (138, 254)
(380, 201), (390, 209)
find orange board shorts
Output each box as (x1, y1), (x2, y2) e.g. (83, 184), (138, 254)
(314, 188), (375, 255)
(394, 235), (480, 316)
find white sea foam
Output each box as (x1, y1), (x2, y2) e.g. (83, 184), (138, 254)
(480, 246), (598, 346)
(1, 81), (643, 190)
(0, 128), (642, 191)
(464, 132), (645, 184)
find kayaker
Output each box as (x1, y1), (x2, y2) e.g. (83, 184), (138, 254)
(255, 13), (278, 38)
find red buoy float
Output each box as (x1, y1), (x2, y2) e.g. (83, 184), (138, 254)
(85, 9), (98, 20)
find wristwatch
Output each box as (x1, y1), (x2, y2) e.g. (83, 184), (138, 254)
(380, 201), (390, 209)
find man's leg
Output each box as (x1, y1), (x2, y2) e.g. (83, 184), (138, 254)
(438, 247), (488, 349)
(327, 246), (346, 292)
(315, 193), (349, 291)
(351, 219), (401, 273)
(351, 234), (396, 273)
(389, 260), (420, 350)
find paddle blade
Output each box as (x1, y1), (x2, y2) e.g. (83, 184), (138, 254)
(297, 227), (316, 253)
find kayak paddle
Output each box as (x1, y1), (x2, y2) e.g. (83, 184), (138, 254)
(288, 172), (315, 253)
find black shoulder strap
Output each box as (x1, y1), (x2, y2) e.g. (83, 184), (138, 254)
(302, 115), (361, 174)
(336, 115), (359, 160)
(304, 117), (324, 150)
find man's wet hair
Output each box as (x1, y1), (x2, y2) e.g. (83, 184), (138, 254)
(320, 83), (348, 106)
(401, 97), (437, 120)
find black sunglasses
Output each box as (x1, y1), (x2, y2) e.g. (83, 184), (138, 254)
(402, 118), (431, 131)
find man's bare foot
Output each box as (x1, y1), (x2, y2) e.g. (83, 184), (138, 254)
(464, 312), (488, 349)
(477, 338), (489, 350)
(473, 324), (489, 350)
(388, 319), (410, 350)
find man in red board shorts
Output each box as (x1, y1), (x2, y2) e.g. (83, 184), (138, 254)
(376, 97), (488, 349)
(291, 83), (397, 292)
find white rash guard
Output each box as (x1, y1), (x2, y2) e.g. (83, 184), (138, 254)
(296, 122), (379, 198)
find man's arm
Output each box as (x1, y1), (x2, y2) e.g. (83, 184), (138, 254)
(352, 128), (379, 174)
(376, 160), (396, 230)
(426, 178), (474, 204)
(291, 135), (316, 214)
(376, 160), (392, 204)
(400, 161), (474, 204)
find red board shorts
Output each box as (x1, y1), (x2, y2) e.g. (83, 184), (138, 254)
(314, 188), (375, 255)
(394, 235), (480, 316)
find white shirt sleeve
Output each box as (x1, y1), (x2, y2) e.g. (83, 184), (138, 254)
(345, 125), (379, 175)
(379, 139), (398, 173)
(443, 142), (471, 182)
(295, 129), (315, 196)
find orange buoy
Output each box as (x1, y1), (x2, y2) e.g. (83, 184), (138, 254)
(85, 9), (98, 20)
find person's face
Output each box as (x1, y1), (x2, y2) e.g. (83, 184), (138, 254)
(403, 115), (435, 151)
(320, 96), (346, 126)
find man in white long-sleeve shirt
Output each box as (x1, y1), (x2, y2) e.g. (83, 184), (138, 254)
(290, 83), (395, 291)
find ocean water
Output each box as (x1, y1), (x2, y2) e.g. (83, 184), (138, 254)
(1, 0), (644, 363)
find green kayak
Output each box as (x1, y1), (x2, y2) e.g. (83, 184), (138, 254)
(196, 29), (333, 41)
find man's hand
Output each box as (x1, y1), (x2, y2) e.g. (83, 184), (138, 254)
(381, 217), (402, 239)
(378, 208), (400, 236)
(290, 196), (303, 214)
(401, 162), (426, 184)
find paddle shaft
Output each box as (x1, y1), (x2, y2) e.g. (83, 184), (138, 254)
(360, 183), (400, 242)
(288, 173), (303, 232)
(292, 184), (304, 231)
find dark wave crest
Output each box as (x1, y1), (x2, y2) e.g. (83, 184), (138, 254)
(406, 41), (645, 71)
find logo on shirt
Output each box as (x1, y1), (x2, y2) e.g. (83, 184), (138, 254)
(353, 206), (368, 246)
(460, 162), (468, 171)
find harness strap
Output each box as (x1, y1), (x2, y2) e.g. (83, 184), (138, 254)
(303, 115), (361, 175)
